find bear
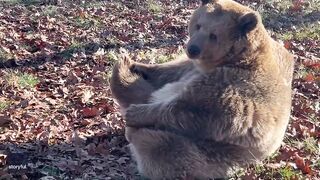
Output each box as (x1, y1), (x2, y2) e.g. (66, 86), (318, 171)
(110, 0), (295, 179)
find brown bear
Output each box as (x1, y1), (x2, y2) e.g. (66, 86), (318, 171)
(110, 0), (295, 179)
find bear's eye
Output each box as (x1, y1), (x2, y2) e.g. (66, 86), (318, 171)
(209, 33), (217, 41)
(195, 24), (201, 30)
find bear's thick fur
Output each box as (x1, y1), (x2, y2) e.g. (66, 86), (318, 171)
(110, 0), (294, 179)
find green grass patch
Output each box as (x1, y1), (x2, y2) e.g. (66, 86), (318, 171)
(147, 0), (163, 14)
(0, 0), (20, 4)
(293, 63), (317, 80)
(0, 0), (41, 5)
(284, 136), (319, 154)
(156, 49), (184, 64)
(280, 23), (320, 41)
(155, 54), (175, 64)
(137, 49), (184, 64)
(271, 0), (293, 11)
(79, 1), (105, 8)
(71, 16), (102, 29)
(0, 101), (10, 111)
(303, 137), (319, 154)
(73, 17), (93, 29)
(105, 50), (120, 63)
(0, 0), (15, 3)
(264, 0), (319, 12)
(60, 40), (84, 58)
(18, 73), (39, 88)
(69, 40), (83, 51)
(312, 158), (320, 169)
(278, 166), (298, 179)
(253, 163), (266, 174)
(303, 0), (320, 12)
(4, 71), (39, 89)
(41, 5), (59, 17)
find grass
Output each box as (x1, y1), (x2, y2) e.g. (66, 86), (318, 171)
(0, 0), (20, 4)
(156, 49), (184, 64)
(4, 70), (39, 89)
(0, 100), (10, 111)
(269, 0), (294, 11)
(308, 113), (319, 123)
(136, 48), (184, 64)
(147, 0), (163, 14)
(303, 137), (319, 154)
(280, 23), (320, 41)
(278, 166), (298, 179)
(303, 0), (320, 12)
(293, 63), (317, 80)
(312, 159), (320, 169)
(60, 40), (84, 58)
(0, 0), (318, 179)
(42, 5), (59, 17)
(71, 15), (102, 29)
(105, 50), (120, 63)
(79, 1), (105, 8)
(259, 0), (320, 35)
(0, 0), (41, 5)
(262, 0), (320, 12)
(18, 73), (39, 88)
(73, 17), (94, 29)
(253, 163), (265, 175)
(154, 54), (173, 64)
(285, 136), (318, 155)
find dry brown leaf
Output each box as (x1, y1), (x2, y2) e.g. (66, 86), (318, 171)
(82, 107), (99, 118)
(294, 153), (313, 175)
(304, 74), (315, 82)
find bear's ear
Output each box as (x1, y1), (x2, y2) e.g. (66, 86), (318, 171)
(238, 12), (258, 35)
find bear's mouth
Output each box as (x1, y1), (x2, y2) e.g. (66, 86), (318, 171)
(197, 56), (225, 66)
(190, 56), (226, 72)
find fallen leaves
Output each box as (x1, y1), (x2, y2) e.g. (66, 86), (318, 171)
(0, 0), (319, 179)
(284, 40), (293, 50)
(289, 0), (305, 12)
(304, 73), (315, 82)
(294, 153), (313, 175)
(81, 107), (99, 118)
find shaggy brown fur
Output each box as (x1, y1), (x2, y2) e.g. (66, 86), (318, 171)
(110, 0), (294, 179)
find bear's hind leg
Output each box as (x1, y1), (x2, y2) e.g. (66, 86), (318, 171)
(126, 128), (206, 179)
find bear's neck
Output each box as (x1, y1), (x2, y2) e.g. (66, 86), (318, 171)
(222, 26), (275, 72)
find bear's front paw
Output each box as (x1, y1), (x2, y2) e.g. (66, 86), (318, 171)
(119, 56), (133, 69)
(119, 57), (148, 79)
(129, 63), (152, 80)
(125, 104), (154, 127)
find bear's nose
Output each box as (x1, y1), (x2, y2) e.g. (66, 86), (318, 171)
(187, 45), (201, 58)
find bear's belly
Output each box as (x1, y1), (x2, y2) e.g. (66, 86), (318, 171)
(149, 71), (199, 104)
(150, 82), (185, 104)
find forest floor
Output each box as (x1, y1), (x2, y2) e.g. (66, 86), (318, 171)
(0, 0), (319, 179)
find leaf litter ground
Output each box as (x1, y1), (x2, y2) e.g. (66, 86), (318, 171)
(0, 0), (319, 179)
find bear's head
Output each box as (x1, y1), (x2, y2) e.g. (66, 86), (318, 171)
(186, 0), (267, 72)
